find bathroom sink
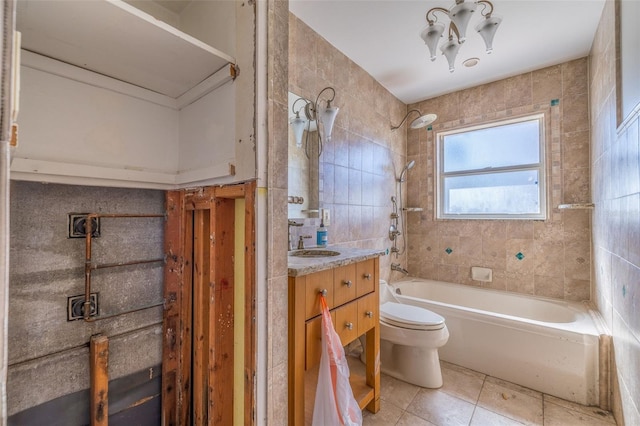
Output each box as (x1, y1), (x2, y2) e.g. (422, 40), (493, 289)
(289, 249), (341, 257)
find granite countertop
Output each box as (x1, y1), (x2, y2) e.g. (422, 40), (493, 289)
(288, 246), (386, 277)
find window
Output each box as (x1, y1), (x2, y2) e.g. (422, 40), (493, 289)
(437, 115), (546, 219)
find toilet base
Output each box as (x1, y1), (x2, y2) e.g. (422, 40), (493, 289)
(380, 339), (444, 388)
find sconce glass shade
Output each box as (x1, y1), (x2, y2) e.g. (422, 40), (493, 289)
(440, 37), (461, 72)
(289, 114), (307, 148)
(319, 105), (339, 140)
(420, 22), (445, 61)
(449, 1), (477, 42)
(475, 15), (502, 53)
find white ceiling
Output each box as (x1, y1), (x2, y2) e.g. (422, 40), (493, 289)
(289, 0), (606, 104)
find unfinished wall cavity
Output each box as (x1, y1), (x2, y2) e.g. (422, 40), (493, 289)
(8, 181), (164, 424)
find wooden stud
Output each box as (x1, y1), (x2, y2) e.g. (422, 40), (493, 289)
(90, 334), (109, 426)
(162, 182), (257, 426)
(163, 190), (184, 426)
(214, 184), (245, 199)
(243, 181), (257, 425)
(209, 196), (235, 425)
(193, 209), (211, 424)
(180, 209), (194, 426)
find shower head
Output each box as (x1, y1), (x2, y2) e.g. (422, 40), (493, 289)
(398, 160), (416, 182)
(391, 110), (438, 131)
(409, 113), (437, 129)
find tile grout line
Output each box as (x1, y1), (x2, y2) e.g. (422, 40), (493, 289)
(467, 374), (489, 425)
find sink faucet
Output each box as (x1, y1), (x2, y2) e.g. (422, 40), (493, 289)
(288, 220), (303, 251)
(391, 263), (409, 275)
(297, 235), (312, 249)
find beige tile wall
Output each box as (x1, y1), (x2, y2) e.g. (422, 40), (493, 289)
(590, 1), (640, 424)
(288, 13), (410, 283)
(405, 59), (592, 301)
(267, 1), (290, 424)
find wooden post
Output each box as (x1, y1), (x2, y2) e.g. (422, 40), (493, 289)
(243, 181), (256, 425)
(163, 190), (185, 426)
(210, 195), (235, 425)
(90, 334), (109, 426)
(162, 183), (257, 425)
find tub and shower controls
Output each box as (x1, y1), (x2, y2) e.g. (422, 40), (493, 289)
(391, 263), (409, 275)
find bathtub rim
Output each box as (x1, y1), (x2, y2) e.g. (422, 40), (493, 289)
(389, 277), (601, 338)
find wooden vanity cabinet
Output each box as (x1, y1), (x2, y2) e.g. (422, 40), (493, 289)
(288, 257), (380, 425)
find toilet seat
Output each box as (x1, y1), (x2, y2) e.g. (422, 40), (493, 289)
(380, 302), (445, 331)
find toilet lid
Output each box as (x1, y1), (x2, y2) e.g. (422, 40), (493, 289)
(380, 302), (445, 330)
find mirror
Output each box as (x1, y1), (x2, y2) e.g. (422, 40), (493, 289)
(288, 91), (320, 219)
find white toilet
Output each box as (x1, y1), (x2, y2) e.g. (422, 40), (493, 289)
(377, 280), (449, 388)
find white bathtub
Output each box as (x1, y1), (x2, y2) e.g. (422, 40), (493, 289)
(390, 278), (601, 406)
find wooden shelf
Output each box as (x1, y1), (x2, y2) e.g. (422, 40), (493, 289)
(16, 0), (236, 99)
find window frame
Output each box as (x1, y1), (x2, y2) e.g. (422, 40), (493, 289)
(436, 114), (547, 220)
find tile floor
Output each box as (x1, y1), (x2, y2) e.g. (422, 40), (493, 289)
(361, 361), (617, 426)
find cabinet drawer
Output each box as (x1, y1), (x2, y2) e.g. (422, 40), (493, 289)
(305, 269), (334, 319)
(333, 263), (357, 307)
(356, 259), (376, 297)
(334, 300), (359, 346)
(357, 292), (378, 335)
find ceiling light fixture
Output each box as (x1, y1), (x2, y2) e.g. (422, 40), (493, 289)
(420, 0), (501, 73)
(463, 57), (480, 67)
(289, 87), (339, 157)
(391, 109), (438, 131)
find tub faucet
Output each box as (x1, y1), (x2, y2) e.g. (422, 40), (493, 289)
(391, 263), (409, 275)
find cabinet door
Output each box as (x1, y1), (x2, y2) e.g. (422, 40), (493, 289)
(356, 259), (376, 297)
(333, 263), (357, 307)
(334, 300), (359, 346)
(357, 292), (378, 335)
(305, 269), (334, 319)
(305, 311), (337, 370)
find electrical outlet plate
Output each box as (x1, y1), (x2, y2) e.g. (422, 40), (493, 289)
(67, 293), (99, 320)
(68, 214), (100, 238)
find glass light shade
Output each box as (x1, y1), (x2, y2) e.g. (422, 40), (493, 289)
(449, 1), (477, 42)
(289, 115), (307, 148)
(319, 106), (339, 140)
(440, 38), (460, 73)
(420, 22), (445, 61)
(475, 15), (502, 53)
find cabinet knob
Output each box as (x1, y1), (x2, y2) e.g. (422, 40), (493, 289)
(365, 311), (373, 318)
(363, 273), (372, 280)
(319, 289), (328, 297)
(343, 280), (352, 288)
(345, 322), (353, 330)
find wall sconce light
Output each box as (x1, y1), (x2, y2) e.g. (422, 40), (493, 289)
(290, 98), (309, 148)
(420, 0), (501, 72)
(289, 87), (340, 156)
(391, 109), (438, 131)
